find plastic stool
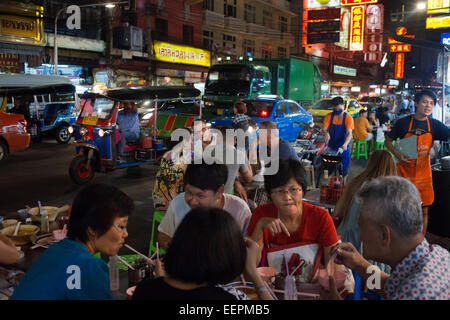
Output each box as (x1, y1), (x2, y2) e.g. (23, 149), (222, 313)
(372, 140), (386, 151)
(352, 140), (368, 160)
(149, 210), (166, 256)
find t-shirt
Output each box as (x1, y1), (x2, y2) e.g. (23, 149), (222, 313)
(247, 201), (339, 247)
(158, 192), (252, 237)
(232, 113), (251, 131)
(117, 110), (140, 138)
(387, 115), (450, 142)
(132, 277), (249, 300)
(203, 143), (248, 194)
(11, 239), (113, 300)
(323, 112), (354, 131)
(353, 117), (371, 141)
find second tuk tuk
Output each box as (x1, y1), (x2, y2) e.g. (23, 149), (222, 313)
(69, 86), (201, 184)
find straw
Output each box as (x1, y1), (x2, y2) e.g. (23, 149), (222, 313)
(272, 289), (320, 299)
(124, 243), (155, 266)
(290, 260), (305, 277)
(283, 250), (289, 275)
(62, 224), (67, 233)
(116, 255), (135, 270)
(263, 281), (278, 300)
(240, 274), (247, 286)
(156, 242), (159, 261)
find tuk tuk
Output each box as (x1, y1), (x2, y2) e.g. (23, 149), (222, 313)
(69, 86), (201, 184)
(0, 75), (79, 144)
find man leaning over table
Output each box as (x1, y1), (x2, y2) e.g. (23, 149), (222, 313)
(384, 89), (450, 235)
(320, 176), (450, 300)
(157, 162), (252, 251)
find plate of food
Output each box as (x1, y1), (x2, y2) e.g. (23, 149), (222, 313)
(27, 205), (70, 222)
(31, 234), (58, 249)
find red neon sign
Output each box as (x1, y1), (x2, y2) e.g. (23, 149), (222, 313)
(349, 5), (365, 51)
(390, 44), (411, 52)
(395, 53), (404, 79)
(341, 0), (378, 5)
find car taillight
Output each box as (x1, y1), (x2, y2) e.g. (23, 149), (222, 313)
(19, 119), (27, 129)
(260, 110), (269, 117)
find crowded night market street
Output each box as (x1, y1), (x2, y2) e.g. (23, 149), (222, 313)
(0, 0), (449, 313)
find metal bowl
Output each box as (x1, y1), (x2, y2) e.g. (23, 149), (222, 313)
(441, 156), (450, 170)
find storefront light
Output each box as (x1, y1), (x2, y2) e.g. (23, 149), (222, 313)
(218, 58), (222, 62)
(226, 56), (231, 60)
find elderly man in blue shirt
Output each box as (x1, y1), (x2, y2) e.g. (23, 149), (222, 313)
(116, 102), (140, 161)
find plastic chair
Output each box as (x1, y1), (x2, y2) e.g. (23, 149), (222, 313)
(372, 140), (386, 151)
(351, 140), (368, 160)
(149, 210), (166, 256)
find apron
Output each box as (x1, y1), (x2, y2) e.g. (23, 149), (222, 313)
(328, 112), (351, 176)
(397, 116), (434, 206)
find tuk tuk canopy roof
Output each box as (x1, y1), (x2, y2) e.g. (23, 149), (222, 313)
(0, 83), (76, 97)
(0, 74), (72, 88)
(84, 86), (201, 102)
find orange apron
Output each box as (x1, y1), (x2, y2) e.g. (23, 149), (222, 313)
(397, 116), (434, 206)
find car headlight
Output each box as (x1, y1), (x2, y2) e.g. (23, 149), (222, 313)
(79, 126), (88, 136)
(205, 101), (214, 107)
(68, 126), (74, 134)
(98, 129), (105, 137)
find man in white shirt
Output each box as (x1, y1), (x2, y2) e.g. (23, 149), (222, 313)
(157, 162), (252, 250)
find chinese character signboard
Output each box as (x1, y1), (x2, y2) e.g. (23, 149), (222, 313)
(307, 0), (340, 9)
(307, 32), (340, 44)
(364, 4), (384, 63)
(341, 0), (378, 5)
(350, 5), (365, 51)
(308, 8), (341, 20)
(336, 6), (350, 48)
(426, 16), (450, 29)
(395, 53), (404, 79)
(427, 0), (450, 14)
(153, 41), (211, 67)
(334, 65), (357, 76)
(307, 20), (340, 33)
(390, 44), (412, 52)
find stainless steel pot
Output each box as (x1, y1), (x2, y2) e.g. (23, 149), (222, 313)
(441, 156), (450, 170)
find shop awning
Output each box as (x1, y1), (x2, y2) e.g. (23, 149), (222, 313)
(0, 42), (42, 56)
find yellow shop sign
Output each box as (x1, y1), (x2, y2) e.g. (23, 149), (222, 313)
(153, 41), (211, 67)
(0, 15), (42, 40)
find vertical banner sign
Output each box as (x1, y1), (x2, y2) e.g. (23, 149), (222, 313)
(350, 5), (365, 51)
(336, 6), (351, 48)
(364, 4), (384, 63)
(395, 53), (404, 79)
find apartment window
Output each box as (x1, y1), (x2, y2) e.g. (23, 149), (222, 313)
(262, 44), (272, 58)
(243, 39), (255, 56)
(184, 4), (191, 21)
(203, 30), (214, 49)
(279, 16), (288, 33)
(223, 33), (236, 49)
(183, 25), (194, 45)
(263, 10), (273, 28)
(155, 18), (168, 41)
(224, 0), (237, 18)
(244, 4), (256, 24)
(278, 47), (286, 58)
(203, 0), (214, 11)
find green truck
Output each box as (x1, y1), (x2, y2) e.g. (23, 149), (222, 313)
(202, 57), (322, 118)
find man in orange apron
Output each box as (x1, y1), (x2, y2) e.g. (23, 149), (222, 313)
(385, 90), (450, 234)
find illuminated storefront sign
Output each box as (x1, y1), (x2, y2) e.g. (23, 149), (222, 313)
(426, 16), (450, 29)
(0, 2), (44, 46)
(336, 6), (350, 48)
(306, 0), (340, 9)
(153, 41), (211, 67)
(427, 0), (450, 14)
(334, 65), (357, 77)
(395, 53), (404, 79)
(349, 5), (365, 51)
(390, 44), (411, 52)
(364, 4), (384, 63)
(388, 35), (415, 44)
(441, 33), (450, 44)
(341, 0), (378, 5)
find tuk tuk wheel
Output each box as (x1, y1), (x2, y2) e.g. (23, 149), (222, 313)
(56, 124), (71, 144)
(0, 140), (8, 163)
(69, 155), (95, 184)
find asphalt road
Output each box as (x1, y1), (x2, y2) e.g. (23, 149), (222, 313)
(0, 138), (158, 255)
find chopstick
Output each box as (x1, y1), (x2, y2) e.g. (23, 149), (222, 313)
(272, 289), (320, 298)
(124, 243), (155, 266)
(240, 274), (247, 286)
(116, 255), (135, 270)
(263, 281), (278, 300)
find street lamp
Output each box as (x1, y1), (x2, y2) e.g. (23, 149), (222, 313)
(417, 2), (426, 10)
(53, 1), (128, 75)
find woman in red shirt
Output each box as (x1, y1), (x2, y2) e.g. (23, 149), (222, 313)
(247, 159), (339, 264)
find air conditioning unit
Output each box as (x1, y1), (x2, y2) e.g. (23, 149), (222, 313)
(113, 26), (143, 52)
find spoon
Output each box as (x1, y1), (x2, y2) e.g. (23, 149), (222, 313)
(13, 222), (22, 236)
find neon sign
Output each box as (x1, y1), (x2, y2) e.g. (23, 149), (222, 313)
(349, 5), (365, 51)
(395, 53), (404, 79)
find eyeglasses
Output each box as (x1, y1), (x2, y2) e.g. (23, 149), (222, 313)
(113, 224), (127, 233)
(271, 187), (302, 197)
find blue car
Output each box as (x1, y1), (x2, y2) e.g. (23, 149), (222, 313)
(209, 96), (313, 142)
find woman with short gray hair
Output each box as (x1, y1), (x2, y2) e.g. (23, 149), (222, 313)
(321, 176), (450, 300)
